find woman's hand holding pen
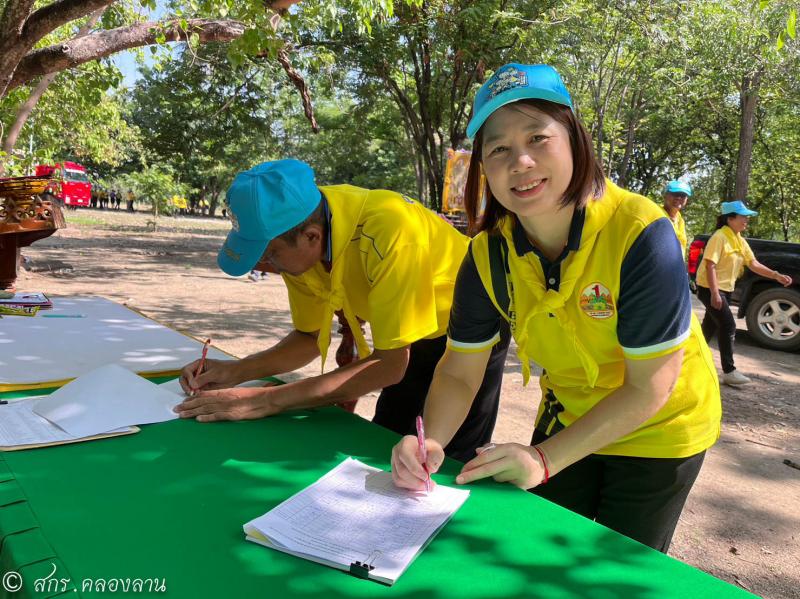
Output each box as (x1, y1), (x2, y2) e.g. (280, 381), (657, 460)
(174, 385), (280, 422)
(178, 358), (242, 395)
(456, 443), (548, 490)
(391, 435), (444, 492)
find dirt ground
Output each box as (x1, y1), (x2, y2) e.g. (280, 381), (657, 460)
(13, 209), (800, 598)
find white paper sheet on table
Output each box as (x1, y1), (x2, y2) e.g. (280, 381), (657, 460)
(243, 457), (470, 585)
(0, 398), (133, 449)
(33, 364), (182, 438)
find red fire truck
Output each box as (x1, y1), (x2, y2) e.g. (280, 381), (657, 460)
(34, 161), (91, 207)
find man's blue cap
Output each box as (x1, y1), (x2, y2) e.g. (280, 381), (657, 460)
(466, 64), (573, 140)
(721, 200), (758, 217)
(217, 159), (321, 277)
(664, 180), (692, 197)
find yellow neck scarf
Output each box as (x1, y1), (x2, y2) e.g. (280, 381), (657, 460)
(500, 183), (621, 388)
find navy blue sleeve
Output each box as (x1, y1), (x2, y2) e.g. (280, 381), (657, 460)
(617, 218), (692, 355)
(447, 244), (506, 351)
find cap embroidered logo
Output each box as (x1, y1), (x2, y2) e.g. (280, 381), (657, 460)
(488, 67), (528, 99)
(224, 246), (241, 262)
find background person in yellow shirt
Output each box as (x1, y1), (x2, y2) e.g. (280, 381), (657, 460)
(391, 63), (720, 553)
(695, 201), (793, 385)
(175, 159), (509, 462)
(662, 180), (691, 258)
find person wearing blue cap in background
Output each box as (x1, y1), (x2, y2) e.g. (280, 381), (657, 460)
(174, 159), (510, 463)
(662, 180), (692, 258)
(695, 201), (793, 386)
(391, 63), (721, 553)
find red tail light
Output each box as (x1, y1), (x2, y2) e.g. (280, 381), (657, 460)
(687, 240), (706, 275)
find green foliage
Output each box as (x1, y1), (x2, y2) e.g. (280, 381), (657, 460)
(125, 43), (282, 214)
(117, 163), (188, 217)
(3, 0), (800, 242)
(0, 66), (139, 175)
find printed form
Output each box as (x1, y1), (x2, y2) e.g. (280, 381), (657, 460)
(244, 457), (470, 585)
(0, 398), (132, 448)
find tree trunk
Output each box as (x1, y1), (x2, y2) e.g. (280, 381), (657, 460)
(616, 89), (643, 188)
(0, 72), (56, 176)
(733, 69), (763, 202)
(0, 8), (105, 176)
(0, 0), (115, 99)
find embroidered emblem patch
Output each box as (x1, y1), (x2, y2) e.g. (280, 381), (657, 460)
(488, 67), (528, 99)
(579, 283), (615, 319)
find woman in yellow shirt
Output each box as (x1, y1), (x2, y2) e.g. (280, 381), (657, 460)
(391, 63), (720, 553)
(695, 202), (793, 385)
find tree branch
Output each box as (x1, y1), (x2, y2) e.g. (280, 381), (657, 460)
(275, 47), (319, 132)
(9, 18), (247, 91)
(22, 0), (115, 48)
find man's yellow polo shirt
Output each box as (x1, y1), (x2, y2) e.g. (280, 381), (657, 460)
(696, 226), (754, 292)
(283, 185), (469, 360)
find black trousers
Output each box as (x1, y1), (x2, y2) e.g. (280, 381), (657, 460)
(531, 429), (705, 553)
(697, 285), (736, 373)
(372, 328), (510, 463)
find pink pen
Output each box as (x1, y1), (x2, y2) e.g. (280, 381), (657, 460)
(191, 338), (211, 394)
(415, 416), (432, 493)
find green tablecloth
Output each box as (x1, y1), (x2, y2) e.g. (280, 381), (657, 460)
(0, 404), (749, 598)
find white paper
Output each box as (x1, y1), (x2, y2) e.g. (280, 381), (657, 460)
(33, 364), (182, 437)
(244, 458), (469, 584)
(0, 398), (131, 448)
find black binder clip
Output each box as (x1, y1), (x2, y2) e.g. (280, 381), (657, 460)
(349, 550), (380, 579)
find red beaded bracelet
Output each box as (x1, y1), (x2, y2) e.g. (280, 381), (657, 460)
(533, 445), (550, 484)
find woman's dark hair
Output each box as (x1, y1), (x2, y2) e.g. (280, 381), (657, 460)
(464, 99), (605, 234)
(715, 213), (737, 230)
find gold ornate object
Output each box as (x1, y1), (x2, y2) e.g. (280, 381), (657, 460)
(0, 175), (52, 198)
(0, 176), (65, 291)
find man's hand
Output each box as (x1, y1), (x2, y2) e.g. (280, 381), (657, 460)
(455, 443), (547, 489)
(179, 358), (242, 394)
(173, 386), (281, 422)
(391, 435), (444, 491)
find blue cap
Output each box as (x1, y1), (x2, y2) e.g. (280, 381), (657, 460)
(665, 180), (692, 197)
(217, 159), (321, 277)
(721, 200), (757, 217)
(466, 64), (573, 140)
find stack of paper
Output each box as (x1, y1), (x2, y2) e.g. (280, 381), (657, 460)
(244, 458), (470, 585)
(0, 292), (52, 307)
(0, 364), (183, 450)
(0, 291), (52, 316)
(0, 400), (136, 450)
